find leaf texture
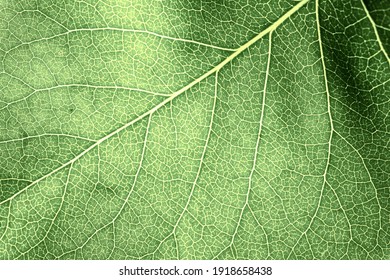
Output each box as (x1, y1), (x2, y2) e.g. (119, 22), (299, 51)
(0, 0), (389, 259)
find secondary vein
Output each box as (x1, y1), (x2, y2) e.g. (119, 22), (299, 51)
(215, 31), (273, 259)
(287, 0), (333, 258)
(359, 0), (390, 62)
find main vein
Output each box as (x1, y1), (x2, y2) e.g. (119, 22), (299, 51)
(0, 0), (310, 206)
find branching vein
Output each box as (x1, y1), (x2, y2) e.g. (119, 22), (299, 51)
(0, 0), (310, 208)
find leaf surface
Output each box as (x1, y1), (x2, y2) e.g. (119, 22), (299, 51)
(0, 0), (389, 259)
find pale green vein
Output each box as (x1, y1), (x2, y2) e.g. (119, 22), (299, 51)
(56, 114), (151, 259)
(110, 114), (151, 222)
(0, 0), (310, 207)
(214, 31), (273, 260)
(334, 130), (382, 244)
(0, 84), (169, 111)
(2, 27), (236, 56)
(144, 70), (219, 259)
(326, 180), (353, 253)
(254, 172), (301, 233)
(33, 84), (170, 96)
(107, 223), (116, 260)
(17, 163), (73, 258)
(288, 0), (334, 258)
(174, 72), (218, 231)
(0, 72), (34, 90)
(360, 0), (389, 61)
(0, 200), (11, 241)
(377, 24), (390, 32)
(174, 71), (218, 253)
(248, 204), (270, 258)
(27, 9), (69, 31)
(0, 178), (32, 183)
(0, 133), (96, 145)
(74, 28), (237, 52)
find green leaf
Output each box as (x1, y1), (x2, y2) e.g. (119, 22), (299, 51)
(0, 0), (389, 259)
